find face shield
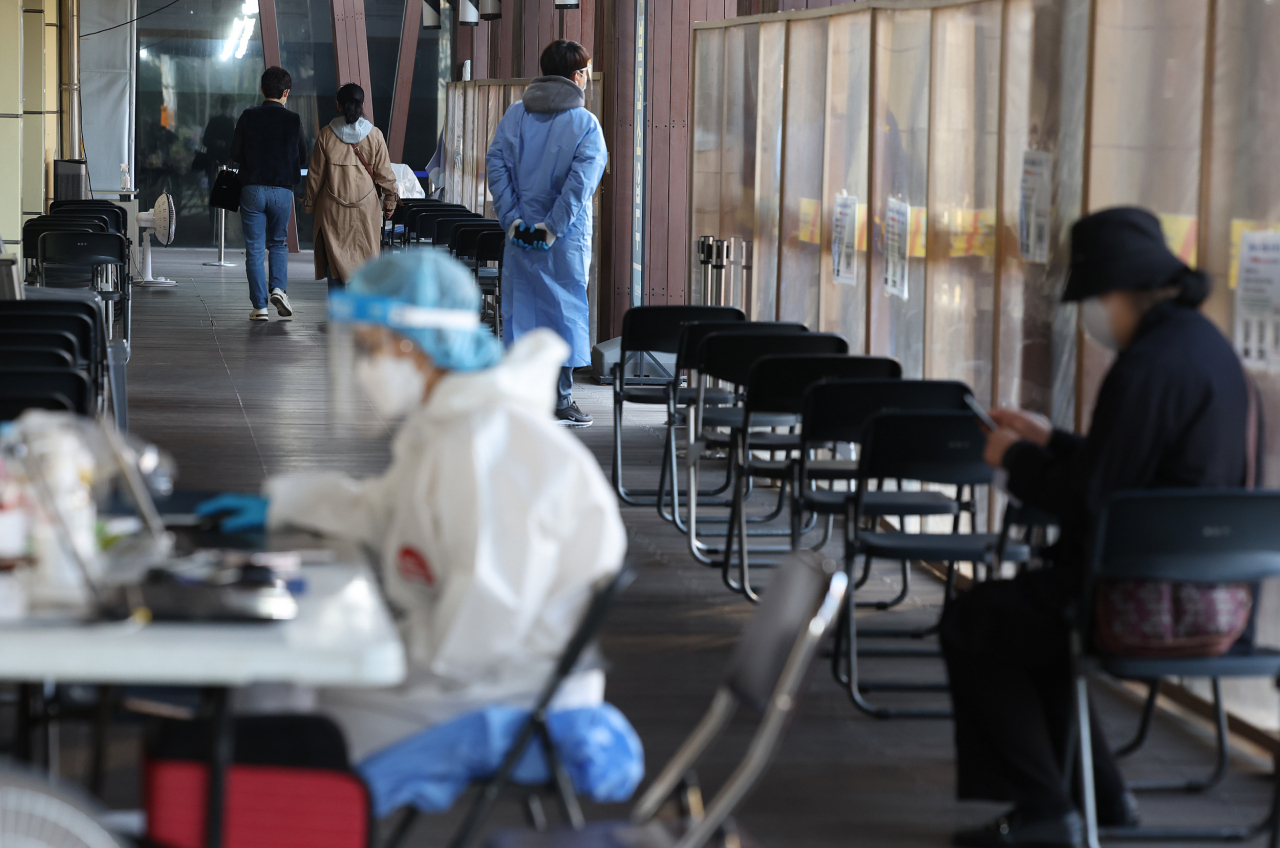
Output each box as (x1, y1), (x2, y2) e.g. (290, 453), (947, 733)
(327, 289), (502, 432)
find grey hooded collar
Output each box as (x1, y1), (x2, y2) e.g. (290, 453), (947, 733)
(329, 116), (373, 144)
(521, 75), (585, 114)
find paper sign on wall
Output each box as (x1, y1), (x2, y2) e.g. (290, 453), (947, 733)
(832, 194), (858, 284)
(1019, 150), (1053, 264)
(884, 197), (910, 299)
(1235, 230), (1280, 370)
(798, 198), (822, 244)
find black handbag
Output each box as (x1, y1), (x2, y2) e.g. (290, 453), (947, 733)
(209, 168), (243, 211)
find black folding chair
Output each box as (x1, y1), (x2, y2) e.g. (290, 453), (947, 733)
(22, 218), (103, 283)
(38, 232), (132, 344)
(412, 207), (473, 244)
(721, 354), (901, 602)
(433, 216), (484, 250)
(0, 368), (94, 419)
(454, 221), (506, 262)
(839, 411), (1030, 718)
(484, 551), (848, 848)
(382, 561), (639, 848)
(0, 312), (100, 384)
(475, 230), (506, 337)
(684, 332), (846, 572)
(661, 321), (808, 539)
(49, 200), (128, 234)
(610, 305), (746, 507)
(1073, 490), (1280, 847)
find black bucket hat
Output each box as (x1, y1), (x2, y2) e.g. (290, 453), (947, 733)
(1062, 207), (1190, 302)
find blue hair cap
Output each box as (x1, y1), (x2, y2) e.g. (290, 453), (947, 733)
(338, 251), (503, 373)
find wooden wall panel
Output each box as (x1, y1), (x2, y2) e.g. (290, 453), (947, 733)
(580, 0), (596, 58)
(647, 0), (673, 303)
(665, 0), (691, 304)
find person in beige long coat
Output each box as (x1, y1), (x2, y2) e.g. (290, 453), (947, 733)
(303, 83), (399, 284)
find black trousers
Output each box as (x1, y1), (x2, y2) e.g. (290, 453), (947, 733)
(940, 569), (1128, 819)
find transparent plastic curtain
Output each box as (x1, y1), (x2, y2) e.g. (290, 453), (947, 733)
(820, 12), (872, 351)
(777, 18), (829, 328)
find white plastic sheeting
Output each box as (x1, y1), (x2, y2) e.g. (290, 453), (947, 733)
(79, 0), (136, 195)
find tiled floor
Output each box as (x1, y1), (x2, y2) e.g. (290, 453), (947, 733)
(107, 248), (1280, 846)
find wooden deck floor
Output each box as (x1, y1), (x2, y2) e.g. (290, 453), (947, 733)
(104, 248), (1280, 846)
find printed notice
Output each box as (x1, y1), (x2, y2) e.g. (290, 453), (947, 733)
(1019, 150), (1053, 263)
(884, 197), (910, 299)
(832, 194), (858, 283)
(1235, 230), (1280, 370)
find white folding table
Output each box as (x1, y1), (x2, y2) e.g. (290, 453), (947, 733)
(0, 555), (406, 848)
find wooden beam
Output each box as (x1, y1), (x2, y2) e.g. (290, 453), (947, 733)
(388, 0), (422, 163)
(257, 0), (299, 253)
(332, 0), (375, 121)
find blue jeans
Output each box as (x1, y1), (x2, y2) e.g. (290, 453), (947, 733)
(241, 185), (293, 308)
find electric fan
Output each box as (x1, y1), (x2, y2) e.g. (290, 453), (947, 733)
(136, 192), (177, 287)
(0, 763), (126, 848)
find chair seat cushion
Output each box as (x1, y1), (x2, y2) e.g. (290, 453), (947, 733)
(1082, 648), (1280, 680)
(620, 387), (734, 406)
(476, 267), (500, 279)
(803, 489), (960, 517)
(857, 531), (1030, 564)
(700, 407), (797, 429)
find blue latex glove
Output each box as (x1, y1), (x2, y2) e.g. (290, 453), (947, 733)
(195, 493), (269, 533)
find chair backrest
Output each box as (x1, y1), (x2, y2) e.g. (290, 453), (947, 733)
(0, 346), (76, 370)
(475, 229), (506, 263)
(22, 220), (102, 258)
(50, 203), (125, 233)
(47, 209), (116, 234)
(0, 329), (82, 364)
(454, 222), (504, 258)
(677, 320), (804, 371)
(620, 305), (746, 356)
(1092, 490), (1280, 584)
(858, 410), (991, 487)
(723, 551), (845, 713)
(0, 313), (96, 364)
(745, 355), (901, 416)
(434, 215), (484, 246)
(801, 378), (974, 444)
(0, 368), (93, 419)
(700, 332), (848, 386)
(414, 208), (472, 240)
(39, 232), (128, 268)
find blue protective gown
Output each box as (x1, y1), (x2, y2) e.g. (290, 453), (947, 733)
(486, 81), (607, 367)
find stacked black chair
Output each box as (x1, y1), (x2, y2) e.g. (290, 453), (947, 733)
(39, 231), (132, 345)
(719, 353), (900, 601)
(660, 320), (808, 538)
(410, 205), (472, 244)
(0, 296), (111, 422)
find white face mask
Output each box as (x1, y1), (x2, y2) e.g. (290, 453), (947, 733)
(1080, 297), (1118, 351)
(355, 353), (427, 419)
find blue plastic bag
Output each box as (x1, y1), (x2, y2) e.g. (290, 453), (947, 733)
(357, 703), (644, 819)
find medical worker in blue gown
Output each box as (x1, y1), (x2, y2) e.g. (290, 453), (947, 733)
(486, 39), (607, 428)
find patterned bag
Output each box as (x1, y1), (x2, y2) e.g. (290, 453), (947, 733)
(1094, 579), (1253, 657)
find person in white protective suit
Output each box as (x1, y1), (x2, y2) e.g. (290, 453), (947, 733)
(196, 250), (627, 761)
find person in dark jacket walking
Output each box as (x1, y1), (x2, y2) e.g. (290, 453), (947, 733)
(944, 207), (1251, 848)
(229, 66), (309, 321)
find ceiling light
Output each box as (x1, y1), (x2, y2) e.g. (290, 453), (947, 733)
(480, 0), (501, 20)
(235, 15), (256, 59)
(220, 17), (246, 61)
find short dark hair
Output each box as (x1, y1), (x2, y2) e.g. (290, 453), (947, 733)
(261, 66), (293, 99)
(540, 40), (590, 80)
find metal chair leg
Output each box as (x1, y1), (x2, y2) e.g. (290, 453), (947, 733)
(1115, 680), (1160, 758)
(1128, 678), (1230, 793)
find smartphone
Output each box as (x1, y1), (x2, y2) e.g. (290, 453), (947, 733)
(964, 394), (999, 432)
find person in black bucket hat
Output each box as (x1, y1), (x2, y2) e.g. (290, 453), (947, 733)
(942, 207), (1251, 847)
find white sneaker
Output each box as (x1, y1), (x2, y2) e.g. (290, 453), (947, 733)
(269, 287), (293, 317)
(250, 308), (269, 321)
